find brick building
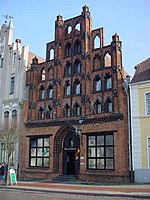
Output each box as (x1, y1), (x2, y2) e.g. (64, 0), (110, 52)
(19, 6), (130, 183)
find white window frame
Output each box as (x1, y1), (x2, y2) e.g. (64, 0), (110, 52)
(145, 92), (150, 115)
(147, 137), (150, 168)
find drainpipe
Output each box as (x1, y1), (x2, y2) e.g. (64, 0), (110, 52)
(122, 77), (134, 183)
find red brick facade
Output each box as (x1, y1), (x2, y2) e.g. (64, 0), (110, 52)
(19, 6), (129, 183)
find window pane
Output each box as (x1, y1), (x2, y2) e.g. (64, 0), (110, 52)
(108, 102), (112, 112)
(44, 158), (49, 167)
(96, 80), (101, 91)
(30, 158), (36, 166)
(43, 148), (49, 157)
(67, 85), (71, 95)
(97, 103), (102, 113)
(44, 138), (49, 146)
(76, 83), (80, 94)
(88, 159), (96, 169)
(106, 147), (113, 157)
(88, 136), (95, 146)
(38, 139), (43, 147)
(37, 148), (42, 156)
(31, 148), (36, 157)
(88, 147), (96, 157)
(31, 139), (36, 147)
(106, 159), (114, 169)
(97, 136), (104, 145)
(97, 159), (104, 169)
(97, 147), (104, 157)
(106, 135), (113, 145)
(37, 158), (42, 167)
(106, 78), (112, 89)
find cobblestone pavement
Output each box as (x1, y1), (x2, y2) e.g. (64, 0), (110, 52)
(0, 188), (149, 200)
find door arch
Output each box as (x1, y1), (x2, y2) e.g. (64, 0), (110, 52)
(53, 123), (80, 174)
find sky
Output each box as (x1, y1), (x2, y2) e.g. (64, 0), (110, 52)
(0, 0), (150, 76)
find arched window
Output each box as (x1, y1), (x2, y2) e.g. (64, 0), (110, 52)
(74, 59), (81, 74)
(48, 66), (53, 80)
(93, 75), (102, 92)
(73, 79), (81, 95)
(47, 84), (53, 99)
(75, 23), (81, 31)
(65, 62), (71, 76)
(74, 40), (81, 54)
(4, 111), (9, 127)
(46, 105), (53, 119)
(41, 68), (45, 81)
(104, 52), (111, 67)
(94, 35), (100, 49)
(105, 73), (112, 90)
(67, 25), (72, 34)
(39, 86), (45, 100)
(50, 48), (54, 60)
(93, 54), (101, 70)
(0, 58), (3, 68)
(38, 107), (44, 119)
(65, 43), (72, 57)
(64, 80), (71, 96)
(105, 98), (113, 113)
(94, 100), (102, 114)
(64, 104), (71, 117)
(12, 110), (17, 118)
(73, 103), (81, 116)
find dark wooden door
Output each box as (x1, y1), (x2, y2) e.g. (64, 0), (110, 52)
(67, 151), (75, 175)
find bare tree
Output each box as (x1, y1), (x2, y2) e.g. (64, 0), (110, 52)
(0, 123), (22, 185)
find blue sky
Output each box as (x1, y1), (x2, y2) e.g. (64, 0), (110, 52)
(0, 0), (150, 76)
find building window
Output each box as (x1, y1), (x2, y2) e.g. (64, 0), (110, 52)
(67, 25), (72, 34)
(65, 43), (72, 57)
(146, 93), (150, 115)
(73, 103), (81, 116)
(64, 104), (71, 117)
(94, 35), (100, 49)
(65, 62), (71, 76)
(105, 98), (113, 113)
(29, 137), (50, 167)
(73, 79), (81, 95)
(1, 143), (6, 164)
(49, 48), (54, 60)
(74, 60), (81, 74)
(93, 75), (102, 92)
(38, 107), (44, 119)
(148, 138), (150, 168)
(12, 110), (17, 118)
(1, 58), (3, 68)
(47, 85), (53, 99)
(94, 100), (102, 114)
(87, 134), (114, 170)
(39, 86), (45, 100)
(46, 106), (53, 119)
(64, 80), (71, 96)
(41, 69), (46, 81)
(104, 52), (111, 67)
(74, 40), (81, 54)
(105, 73), (112, 90)
(75, 23), (80, 31)
(10, 77), (15, 94)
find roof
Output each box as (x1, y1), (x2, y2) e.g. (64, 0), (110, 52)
(131, 58), (150, 83)
(28, 52), (45, 68)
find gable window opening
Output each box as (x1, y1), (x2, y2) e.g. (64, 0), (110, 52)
(29, 137), (50, 168)
(10, 77), (15, 94)
(65, 43), (72, 57)
(41, 69), (46, 81)
(50, 48), (54, 60)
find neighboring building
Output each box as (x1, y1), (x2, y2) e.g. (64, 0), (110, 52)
(130, 58), (150, 183)
(19, 6), (130, 183)
(0, 18), (44, 174)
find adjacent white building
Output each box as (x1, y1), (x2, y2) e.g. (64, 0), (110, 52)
(0, 17), (44, 174)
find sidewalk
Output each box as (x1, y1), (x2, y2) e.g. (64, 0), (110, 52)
(0, 179), (150, 198)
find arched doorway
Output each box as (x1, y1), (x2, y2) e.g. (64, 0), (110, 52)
(63, 131), (80, 175)
(53, 124), (80, 176)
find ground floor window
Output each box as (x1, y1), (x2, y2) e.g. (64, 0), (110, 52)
(29, 137), (50, 167)
(87, 133), (114, 170)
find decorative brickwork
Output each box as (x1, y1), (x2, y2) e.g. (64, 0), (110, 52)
(19, 6), (129, 183)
